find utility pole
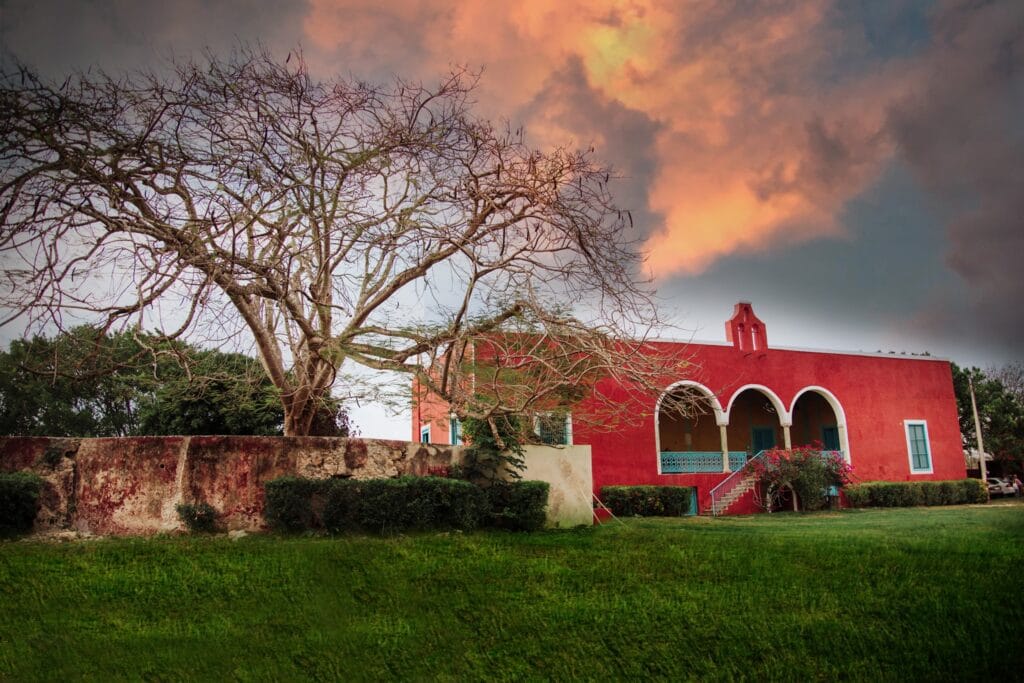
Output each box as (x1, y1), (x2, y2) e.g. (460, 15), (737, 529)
(969, 376), (989, 487)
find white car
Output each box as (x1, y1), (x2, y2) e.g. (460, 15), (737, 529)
(987, 478), (1015, 497)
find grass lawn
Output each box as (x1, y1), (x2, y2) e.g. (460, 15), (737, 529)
(1, 503), (1022, 681)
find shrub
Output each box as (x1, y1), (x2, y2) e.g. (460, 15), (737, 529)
(431, 478), (489, 530)
(458, 415), (526, 484)
(920, 482), (943, 506)
(487, 480), (549, 531)
(281, 476), (489, 535)
(322, 479), (361, 534)
(600, 485), (693, 517)
(346, 478), (435, 534)
(0, 471), (43, 536)
(266, 475), (542, 535)
(176, 502), (219, 533)
(844, 480), (987, 508)
(938, 481), (960, 505)
(749, 446), (854, 512)
(869, 482), (923, 507)
(843, 484), (871, 508)
(960, 478), (988, 504)
(264, 477), (329, 532)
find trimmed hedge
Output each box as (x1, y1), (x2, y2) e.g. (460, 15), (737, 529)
(599, 485), (693, 517)
(845, 479), (988, 508)
(0, 471), (44, 536)
(264, 476), (548, 534)
(323, 477), (488, 534)
(265, 476), (325, 532)
(487, 480), (550, 531)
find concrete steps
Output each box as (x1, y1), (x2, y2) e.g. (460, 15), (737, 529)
(713, 471), (759, 515)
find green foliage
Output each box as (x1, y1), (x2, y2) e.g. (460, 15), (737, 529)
(842, 485), (871, 508)
(845, 479), (988, 508)
(486, 480), (550, 531)
(264, 477), (326, 532)
(0, 471), (43, 536)
(599, 485), (693, 517)
(0, 327), (291, 437)
(323, 477), (488, 534)
(961, 478), (989, 503)
(265, 476), (544, 534)
(750, 447), (853, 512)
(136, 347), (285, 437)
(176, 502), (220, 533)
(458, 415), (526, 483)
(952, 363), (1024, 474)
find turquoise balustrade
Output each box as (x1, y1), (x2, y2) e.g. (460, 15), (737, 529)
(728, 452), (748, 471)
(661, 451), (749, 473)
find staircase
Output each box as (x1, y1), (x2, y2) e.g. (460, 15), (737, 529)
(709, 450), (766, 516)
(710, 470), (758, 515)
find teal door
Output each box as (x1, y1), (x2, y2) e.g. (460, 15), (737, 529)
(752, 427), (776, 453)
(822, 426), (840, 451)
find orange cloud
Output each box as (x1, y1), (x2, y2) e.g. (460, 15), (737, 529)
(302, 0), (904, 278)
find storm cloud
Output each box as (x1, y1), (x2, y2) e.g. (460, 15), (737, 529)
(1, 0), (1021, 364)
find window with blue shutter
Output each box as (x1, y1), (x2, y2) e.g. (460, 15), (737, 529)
(904, 421), (932, 473)
(535, 413), (571, 445)
(449, 417), (462, 446)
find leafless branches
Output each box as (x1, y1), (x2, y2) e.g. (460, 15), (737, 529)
(0, 48), (688, 435)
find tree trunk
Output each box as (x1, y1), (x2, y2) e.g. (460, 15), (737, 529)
(283, 401), (318, 436)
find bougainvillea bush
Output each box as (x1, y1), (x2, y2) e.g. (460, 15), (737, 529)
(748, 444), (854, 512)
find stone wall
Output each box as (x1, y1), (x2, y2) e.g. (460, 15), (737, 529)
(0, 436), (454, 534)
(0, 436), (594, 534)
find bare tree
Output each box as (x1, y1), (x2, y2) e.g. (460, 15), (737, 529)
(0, 48), (688, 436)
(988, 362), (1024, 403)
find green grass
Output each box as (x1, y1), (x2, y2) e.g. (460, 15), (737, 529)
(2, 504), (1022, 681)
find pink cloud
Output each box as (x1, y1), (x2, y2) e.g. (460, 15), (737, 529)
(300, 2), (916, 277)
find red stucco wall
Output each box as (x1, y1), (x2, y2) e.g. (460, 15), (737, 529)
(576, 341), (966, 513)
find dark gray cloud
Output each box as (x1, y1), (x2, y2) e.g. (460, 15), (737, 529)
(887, 0), (1024, 348)
(516, 57), (665, 243)
(0, 0), (306, 76)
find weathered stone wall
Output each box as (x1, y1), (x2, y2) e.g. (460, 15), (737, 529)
(0, 436), (593, 534)
(0, 436), (456, 534)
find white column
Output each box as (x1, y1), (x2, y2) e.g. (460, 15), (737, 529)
(720, 425), (730, 472)
(783, 425), (792, 450)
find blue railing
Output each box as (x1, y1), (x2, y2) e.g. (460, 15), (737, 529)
(661, 451), (749, 473)
(729, 452), (748, 471)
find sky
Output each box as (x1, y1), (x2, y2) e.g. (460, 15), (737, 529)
(1, 0), (1022, 438)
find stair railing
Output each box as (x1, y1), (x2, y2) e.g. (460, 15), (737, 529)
(709, 450), (766, 516)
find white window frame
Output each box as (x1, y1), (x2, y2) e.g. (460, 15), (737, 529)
(533, 412), (573, 446)
(449, 416), (462, 446)
(420, 425), (431, 444)
(903, 420), (933, 474)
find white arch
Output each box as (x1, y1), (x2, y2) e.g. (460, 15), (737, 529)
(789, 385), (852, 461)
(656, 380), (727, 426)
(724, 384), (790, 426)
(654, 381), (727, 469)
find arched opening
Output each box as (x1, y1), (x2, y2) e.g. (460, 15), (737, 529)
(790, 387), (848, 457)
(656, 383), (727, 473)
(726, 387), (785, 456)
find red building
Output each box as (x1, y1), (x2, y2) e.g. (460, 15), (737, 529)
(413, 302), (966, 514)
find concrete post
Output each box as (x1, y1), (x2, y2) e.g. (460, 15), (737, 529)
(720, 425), (730, 472)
